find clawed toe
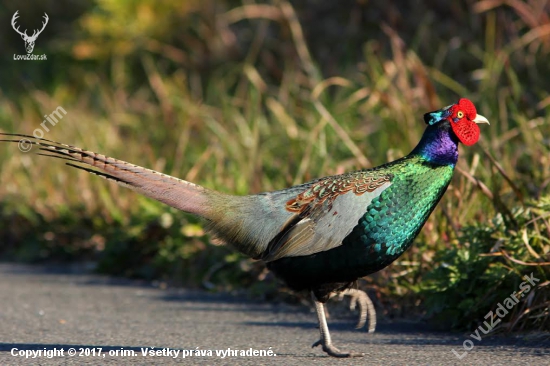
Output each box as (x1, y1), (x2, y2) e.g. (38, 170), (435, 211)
(312, 340), (363, 358)
(311, 291), (366, 358)
(312, 339), (364, 358)
(331, 288), (377, 332)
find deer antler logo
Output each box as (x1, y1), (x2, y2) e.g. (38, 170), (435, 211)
(11, 11), (49, 54)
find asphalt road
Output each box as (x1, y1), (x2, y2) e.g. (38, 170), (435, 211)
(0, 263), (548, 365)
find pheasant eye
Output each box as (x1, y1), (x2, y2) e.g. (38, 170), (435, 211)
(457, 111), (464, 118)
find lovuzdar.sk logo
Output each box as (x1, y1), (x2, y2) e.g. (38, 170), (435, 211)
(12, 10), (48, 61)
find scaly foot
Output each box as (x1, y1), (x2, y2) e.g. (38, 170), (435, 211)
(311, 291), (366, 358)
(332, 288), (376, 332)
(312, 339), (364, 358)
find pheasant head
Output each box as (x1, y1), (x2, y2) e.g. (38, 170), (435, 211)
(413, 98), (490, 166)
(424, 98), (490, 146)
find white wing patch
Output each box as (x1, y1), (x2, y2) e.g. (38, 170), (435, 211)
(263, 181), (391, 261)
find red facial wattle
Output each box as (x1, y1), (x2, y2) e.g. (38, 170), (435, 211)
(448, 98), (481, 146)
(450, 119), (480, 146)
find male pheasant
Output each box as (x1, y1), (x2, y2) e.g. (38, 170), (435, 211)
(1, 98), (489, 357)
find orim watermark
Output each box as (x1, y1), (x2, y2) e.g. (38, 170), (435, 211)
(18, 106), (67, 152)
(452, 272), (540, 359)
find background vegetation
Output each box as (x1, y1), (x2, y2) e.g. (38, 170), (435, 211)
(0, 0), (548, 332)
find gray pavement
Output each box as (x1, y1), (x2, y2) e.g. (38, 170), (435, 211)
(0, 263), (547, 365)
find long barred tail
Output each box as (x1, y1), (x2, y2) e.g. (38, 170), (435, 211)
(1, 133), (216, 219)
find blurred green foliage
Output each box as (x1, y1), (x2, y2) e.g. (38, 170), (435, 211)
(422, 196), (550, 331)
(0, 0), (549, 330)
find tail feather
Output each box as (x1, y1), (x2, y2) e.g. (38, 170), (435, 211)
(1, 133), (302, 260)
(1, 133), (216, 219)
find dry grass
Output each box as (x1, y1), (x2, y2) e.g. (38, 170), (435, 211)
(0, 0), (548, 330)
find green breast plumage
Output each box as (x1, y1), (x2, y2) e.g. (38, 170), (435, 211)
(343, 156), (454, 272)
(266, 155), (455, 290)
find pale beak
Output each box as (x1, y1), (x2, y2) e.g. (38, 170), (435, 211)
(473, 114), (490, 125)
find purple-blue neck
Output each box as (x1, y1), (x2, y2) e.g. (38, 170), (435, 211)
(411, 124), (459, 166)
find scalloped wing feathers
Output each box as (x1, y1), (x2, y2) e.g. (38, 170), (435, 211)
(205, 171), (392, 261)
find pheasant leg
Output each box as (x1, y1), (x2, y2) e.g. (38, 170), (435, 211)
(332, 288), (376, 332)
(311, 292), (364, 358)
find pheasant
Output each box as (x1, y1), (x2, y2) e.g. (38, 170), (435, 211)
(1, 98), (489, 357)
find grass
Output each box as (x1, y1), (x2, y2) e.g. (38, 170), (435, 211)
(0, 0), (549, 331)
